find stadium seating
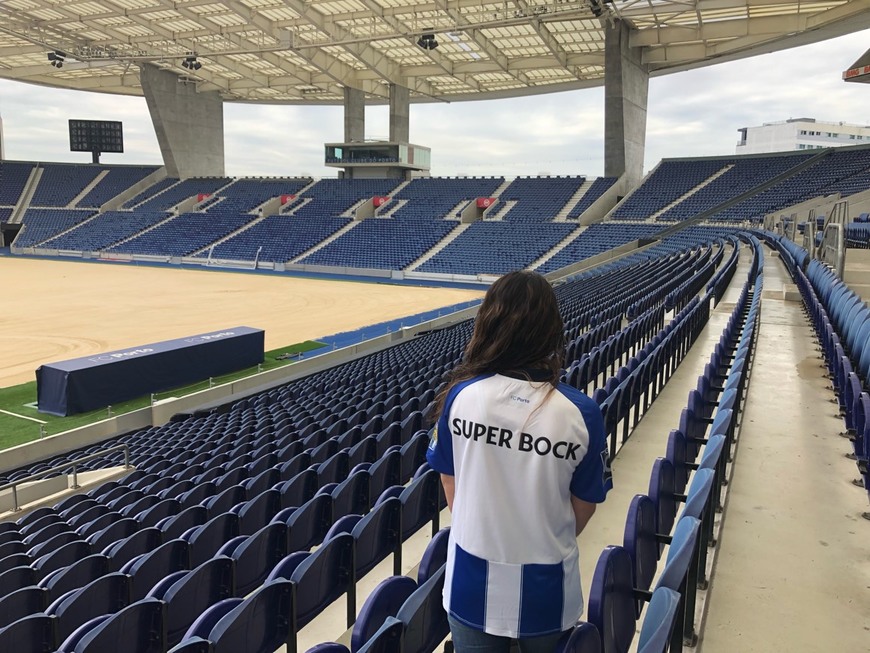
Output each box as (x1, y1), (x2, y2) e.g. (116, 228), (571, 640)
(77, 167), (160, 208)
(300, 177), (504, 270)
(496, 175), (585, 222)
(0, 149), (814, 653)
(14, 209), (97, 248)
(0, 161), (35, 206)
(419, 222), (577, 275)
(567, 177), (618, 220)
(29, 164), (104, 207)
(123, 178), (179, 209)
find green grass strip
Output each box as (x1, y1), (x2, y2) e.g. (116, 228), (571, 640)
(0, 340), (325, 452)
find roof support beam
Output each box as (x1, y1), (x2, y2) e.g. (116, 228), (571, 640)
(278, 0), (441, 99)
(512, 0), (574, 75)
(356, 0), (481, 92)
(430, 0), (532, 86)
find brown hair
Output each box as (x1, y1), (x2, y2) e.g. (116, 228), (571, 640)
(433, 270), (565, 419)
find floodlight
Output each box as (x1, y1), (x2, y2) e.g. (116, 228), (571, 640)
(417, 31), (438, 51)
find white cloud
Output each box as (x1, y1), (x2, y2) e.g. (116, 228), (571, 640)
(1, 28), (869, 177)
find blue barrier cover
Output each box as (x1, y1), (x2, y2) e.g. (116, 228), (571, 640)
(37, 326), (265, 416)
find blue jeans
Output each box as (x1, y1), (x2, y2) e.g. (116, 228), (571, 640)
(447, 615), (567, 653)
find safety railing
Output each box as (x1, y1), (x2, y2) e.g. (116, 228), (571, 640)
(0, 443), (131, 513)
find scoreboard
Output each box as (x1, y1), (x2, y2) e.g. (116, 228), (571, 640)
(69, 120), (124, 158)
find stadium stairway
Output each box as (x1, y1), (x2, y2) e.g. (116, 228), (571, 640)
(528, 225), (586, 270)
(555, 179), (595, 221)
(699, 252), (869, 652)
(405, 225), (470, 271)
(646, 166), (735, 223)
(288, 221), (362, 264)
(9, 167), (41, 224)
(482, 200), (515, 221)
(67, 171), (109, 209)
(376, 200), (409, 218)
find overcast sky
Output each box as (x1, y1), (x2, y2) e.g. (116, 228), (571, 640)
(1, 28), (869, 178)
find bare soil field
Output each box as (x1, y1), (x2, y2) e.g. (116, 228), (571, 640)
(1, 258), (482, 387)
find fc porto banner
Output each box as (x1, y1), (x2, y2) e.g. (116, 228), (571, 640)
(477, 197), (496, 209)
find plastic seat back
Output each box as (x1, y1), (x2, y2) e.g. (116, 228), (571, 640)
(417, 528), (449, 585)
(162, 557), (235, 648)
(351, 576), (417, 653)
(0, 586), (49, 630)
(72, 597), (164, 653)
(0, 614), (56, 653)
(287, 493), (333, 553)
(622, 495), (657, 617)
(554, 622), (601, 653)
(232, 522), (288, 597)
(290, 533), (354, 629)
(587, 546), (636, 653)
(353, 498), (402, 580)
(209, 579), (294, 653)
(395, 566), (449, 653)
(656, 517), (701, 592)
(636, 587), (681, 653)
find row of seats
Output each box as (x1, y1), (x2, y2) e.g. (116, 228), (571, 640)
(585, 237), (763, 651)
(496, 176), (585, 222)
(77, 167), (160, 209)
(0, 161), (35, 206)
(418, 222), (577, 275)
(0, 233), (745, 651)
(297, 241), (763, 653)
(14, 210), (97, 248)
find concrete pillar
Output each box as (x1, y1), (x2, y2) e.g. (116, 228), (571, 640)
(604, 19), (649, 190)
(344, 87), (365, 142)
(139, 64), (225, 179)
(389, 83), (410, 143)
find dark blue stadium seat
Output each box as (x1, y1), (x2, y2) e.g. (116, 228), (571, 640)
(48, 572), (132, 643)
(0, 586), (49, 630)
(69, 597), (164, 653)
(555, 622), (601, 653)
(285, 493), (333, 553)
(395, 566), (448, 653)
(221, 522), (288, 597)
(0, 614), (57, 653)
(587, 546), (636, 653)
(38, 553), (109, 602)
(122, 539), (190, 601)
(150, 557), (235, 647)
(209, 579), (294, 653)
(352, 576), (417, 653)
(104, 527), (163, 571)
(291, 532), (355, 634)
(353, 497), (402, 579)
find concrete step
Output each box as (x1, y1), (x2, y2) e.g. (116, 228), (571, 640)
(407, 223), (470, 270)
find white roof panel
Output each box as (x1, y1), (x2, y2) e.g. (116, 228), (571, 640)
(0, 0), (867, 103)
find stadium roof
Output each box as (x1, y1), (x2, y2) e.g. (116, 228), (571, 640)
(1, 0), (869, 104)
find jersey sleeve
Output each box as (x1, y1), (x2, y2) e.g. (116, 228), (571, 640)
(426, 391), (455, 476)
(568, 392), (613, 503)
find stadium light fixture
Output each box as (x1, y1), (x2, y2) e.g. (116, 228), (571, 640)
(416, 31), (438, 51)
(47, 50), (65, 68)
(181, 53), (202, 70)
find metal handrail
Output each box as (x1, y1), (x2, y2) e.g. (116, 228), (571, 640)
(0, 443), (131, 513)
(819, 223), (846, 279)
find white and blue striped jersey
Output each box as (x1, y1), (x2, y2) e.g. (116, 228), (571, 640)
(426, 371), (611, 638)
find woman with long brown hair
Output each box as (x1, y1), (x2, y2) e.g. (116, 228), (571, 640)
(427, 270), (611, 653)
